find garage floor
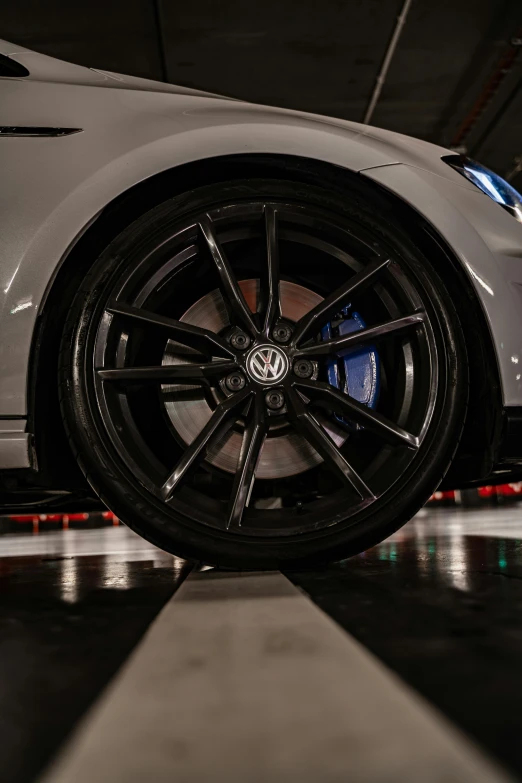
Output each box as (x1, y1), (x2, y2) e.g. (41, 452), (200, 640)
(1, 506), (521, 782)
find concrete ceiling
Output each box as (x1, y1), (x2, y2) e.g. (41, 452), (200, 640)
(1, 0), (521, 185)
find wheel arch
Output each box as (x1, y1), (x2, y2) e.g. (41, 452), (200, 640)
(28, 153), (501, 489)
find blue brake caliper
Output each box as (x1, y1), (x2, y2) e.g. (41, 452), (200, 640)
(321, 306), (380, 429)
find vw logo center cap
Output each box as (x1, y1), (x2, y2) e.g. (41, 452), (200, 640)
(246, 344), (289, 385)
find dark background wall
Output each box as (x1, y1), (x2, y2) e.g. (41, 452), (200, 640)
(1, 0), (521, 186)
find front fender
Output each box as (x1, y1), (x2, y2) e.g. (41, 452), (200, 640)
(0, 76), (476, 420)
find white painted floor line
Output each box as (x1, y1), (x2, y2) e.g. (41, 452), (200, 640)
(40, 571), (511, 783)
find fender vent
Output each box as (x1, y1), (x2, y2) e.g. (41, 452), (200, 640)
(0, 127), (82, 137)
(0, 53), (29, 78)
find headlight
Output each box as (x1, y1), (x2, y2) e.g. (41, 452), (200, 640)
(444, 155), (522, 223)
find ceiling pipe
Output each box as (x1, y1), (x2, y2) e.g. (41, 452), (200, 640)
(505, 154), (522, 182)
(152, 0), (169, 82)
(450, 28), (522, 150)
(363, 0), (414, 125)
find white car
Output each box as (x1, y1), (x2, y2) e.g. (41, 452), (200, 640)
(1, 39), (522, 568)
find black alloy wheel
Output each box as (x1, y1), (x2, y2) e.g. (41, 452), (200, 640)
(59, 176), (467, 568)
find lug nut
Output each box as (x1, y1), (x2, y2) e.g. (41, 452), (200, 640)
(293, 359), (314, 379)
(272, 323), (292, 344)
(225, 372), (246, 392)
(265, 389), (285, 411)
(230, 330), (251, 350)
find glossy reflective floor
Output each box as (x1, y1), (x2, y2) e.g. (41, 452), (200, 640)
(1, 506), (522, 781)
(0, 526), (189, 783)
(291, 504), (522, 779)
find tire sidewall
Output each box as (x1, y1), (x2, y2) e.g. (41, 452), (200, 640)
(59, 177), (467, 568)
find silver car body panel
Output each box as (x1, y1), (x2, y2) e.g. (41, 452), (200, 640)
(0, 421), (31, 469)
(1, 40), (522, 470)
(364, 164), (522, 407)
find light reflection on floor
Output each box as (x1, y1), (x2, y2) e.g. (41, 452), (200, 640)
(0, 524), (171, 562)
(2, 505), (522, 569)
(2, 502), (522, 603)
(366, 505), (522, 594)
(408, 505), (522, 539)
(0, 524), (186, 604)
(288, 501), (522, 779)
(0, 525), (187, 783)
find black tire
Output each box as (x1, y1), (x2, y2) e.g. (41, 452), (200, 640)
(59, 174), (468, 569)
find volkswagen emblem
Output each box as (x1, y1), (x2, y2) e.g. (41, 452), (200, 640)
(246, 344), (289, 385)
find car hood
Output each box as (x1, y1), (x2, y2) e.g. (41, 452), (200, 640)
(0, 38), (226, 98)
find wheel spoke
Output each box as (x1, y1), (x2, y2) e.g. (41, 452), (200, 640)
(292, 258), (391, 347)
(294, 379), (420, 450)
(296, 312), (427, 358)
(259, 206), (281, 336)
(98, 360), (237, 384)
(106, 303), (234, 358)
(161, 387), (252, 501)
(287, 388), (375, 499)
(199, 215), (258, 336)
(227, 394), (267, 528)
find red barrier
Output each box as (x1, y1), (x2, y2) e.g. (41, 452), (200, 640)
(8, 511), (120, 530)
(429, 484), (522, 505)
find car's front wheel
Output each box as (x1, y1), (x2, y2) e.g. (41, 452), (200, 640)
(59, 175), (467, 569)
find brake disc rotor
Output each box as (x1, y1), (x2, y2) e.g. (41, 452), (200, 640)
(162, 279), (347, 479)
